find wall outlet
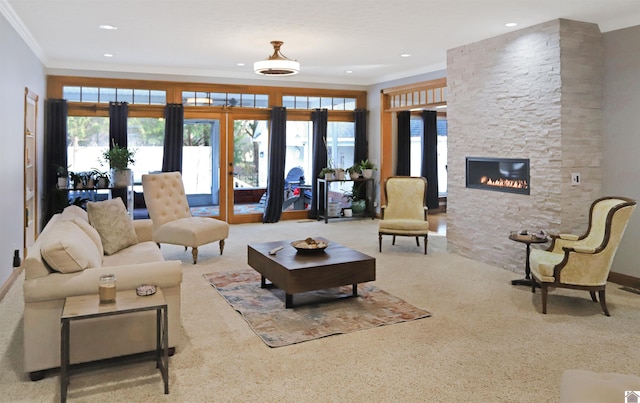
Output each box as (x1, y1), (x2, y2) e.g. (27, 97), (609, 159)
(373, 201), (378, 207)
(571, 173), (581, 185)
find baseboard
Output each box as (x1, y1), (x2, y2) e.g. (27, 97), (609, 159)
(0, 266), (23, 302)
(608, 271), (640, 290)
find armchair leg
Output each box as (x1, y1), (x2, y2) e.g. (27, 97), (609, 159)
(598, 290), (610, 316)
(192, 247), (198, 264)
(392, 235), (396, 245)
(415, 237), (420, 247)
(378, 234), (382, 252)
(589, 291), (598, 302)
(219, 239), (225, 255)
(423, 234), (428, 255)
(541, 284), (548, 314)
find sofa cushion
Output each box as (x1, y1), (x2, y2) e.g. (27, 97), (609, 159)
(102, 241), (164, 267)
(40, 220), (102, 273)
(87, 198), (138, 255)
(70, 217), (104, 256)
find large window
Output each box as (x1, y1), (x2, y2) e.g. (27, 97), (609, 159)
(66, 116), (165, 183)
(409, 116), (448, 195)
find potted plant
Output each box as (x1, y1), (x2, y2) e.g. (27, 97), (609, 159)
(69, 171), (83, 189)
(319, 167), (336, 180)
(56, 165), (69, 189)
(347, 164), (362, 179)
(359, 159), (377, 179)
(334, 167), (346, 180)
(91, 169), (110, 188)
(344, 182), (366, 215)
(101, 140), (136, 187)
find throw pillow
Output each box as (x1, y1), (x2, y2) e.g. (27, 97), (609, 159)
(86, 198), (138, 255)
(40, 220), (102, 273)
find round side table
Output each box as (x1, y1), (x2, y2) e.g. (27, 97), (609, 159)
(509, 233), (548, 286)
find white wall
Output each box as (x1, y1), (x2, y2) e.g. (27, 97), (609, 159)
(0, 14), (46, 287)
(602, 25), (640, 277)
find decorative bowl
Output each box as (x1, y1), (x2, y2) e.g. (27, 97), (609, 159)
(291, 238), (329, 253)
(136, 284), (157, 296)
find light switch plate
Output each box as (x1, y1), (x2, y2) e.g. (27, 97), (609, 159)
(571, 173), (581, 185)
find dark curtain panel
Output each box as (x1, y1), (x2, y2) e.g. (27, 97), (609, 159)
(421, 110), (439, 209)
(354, 109), (368, 163)
(42, 99), (68, 226)
(262, 107), (287, 223)
(162, 103), (184, 172)
(109, 102), (129, 205)
(396, 111), (411, 175)
(309, 109), (328, 219)
(109, 102), (128, 148)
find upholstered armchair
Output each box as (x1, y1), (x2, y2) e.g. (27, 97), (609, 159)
(378, 176), (430, 254)
(142, 172), (230, 264)
(529, 196), (637, 316)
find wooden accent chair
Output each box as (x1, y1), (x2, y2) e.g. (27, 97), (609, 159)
(378, 176), (430, 254)
(142, 172), (229, 264)
(529, 196), (637, 316)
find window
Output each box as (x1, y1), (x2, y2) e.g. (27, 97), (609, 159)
(63, 86), (166, 105)
(66, 116), (165, 184)
(283, 96), (356, 111)
(409, 116), (448, 196)
(182, 91), (269, 108)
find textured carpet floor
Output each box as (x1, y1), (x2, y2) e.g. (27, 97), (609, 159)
(205, 269), (431, 347)
(2, 218), (640, 402)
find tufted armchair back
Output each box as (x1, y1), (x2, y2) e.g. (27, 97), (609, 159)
(382, 176), (427, 220)
(142, 172), (192, 231)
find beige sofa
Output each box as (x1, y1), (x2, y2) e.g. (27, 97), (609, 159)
(23, 205), (182, 380)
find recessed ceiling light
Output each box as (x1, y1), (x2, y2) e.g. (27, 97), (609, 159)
(237, 63), (245, 66)
(99, 24), (118, 30)
(103, 53), (113, 58)
(400, 53), (411, 58)
(345, 70), (353, 74)
(505, 22), (518, 27)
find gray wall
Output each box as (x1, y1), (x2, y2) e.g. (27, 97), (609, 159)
(0, 14), (46, 287)
(602, 25), (640, 277)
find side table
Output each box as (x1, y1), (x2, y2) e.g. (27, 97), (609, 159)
(509, 233), (548, 286)
(60, 288), (169, 402)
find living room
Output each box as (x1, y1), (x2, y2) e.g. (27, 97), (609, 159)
(1, 1), (640, 401)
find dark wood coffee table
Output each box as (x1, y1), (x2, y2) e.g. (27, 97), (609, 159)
(247, 238), (376, 308)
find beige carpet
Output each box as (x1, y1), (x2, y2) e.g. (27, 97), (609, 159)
(2, 217), (640, 402)
(205, 269), (431, 347)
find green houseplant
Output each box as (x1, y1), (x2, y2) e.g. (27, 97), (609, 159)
(359, 159), (377, 179)
(101, 140), (136, 186)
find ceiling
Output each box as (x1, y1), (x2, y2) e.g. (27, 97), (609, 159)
(3, 0), (640, 86)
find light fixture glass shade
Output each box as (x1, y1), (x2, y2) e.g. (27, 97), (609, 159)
(254, 41), (300, 76)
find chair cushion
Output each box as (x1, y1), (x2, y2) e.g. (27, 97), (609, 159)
(86, 198), (138, 255)
(40, 220), (102, 273)
(529, 248), (563, 282)
(379, 219), (430, 235)
(154, 217), (229, 247)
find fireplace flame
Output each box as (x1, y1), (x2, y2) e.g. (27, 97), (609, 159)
(480, 176), (528, 189)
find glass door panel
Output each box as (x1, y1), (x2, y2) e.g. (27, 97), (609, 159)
(183, 119), (222, 218)
(229, 118), (269, 222)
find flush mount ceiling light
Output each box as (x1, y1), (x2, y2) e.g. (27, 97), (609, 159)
(254, 41), (300, 76)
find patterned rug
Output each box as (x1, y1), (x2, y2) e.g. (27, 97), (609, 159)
(204, 269), (432, 347)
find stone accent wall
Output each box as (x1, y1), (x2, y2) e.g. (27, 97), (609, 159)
(446, 19), (603, 272)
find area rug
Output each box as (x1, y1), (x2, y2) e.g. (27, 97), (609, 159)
(204, 269), (431, 347)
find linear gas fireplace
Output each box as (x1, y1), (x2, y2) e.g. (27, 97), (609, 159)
(466, 157), (530, 195)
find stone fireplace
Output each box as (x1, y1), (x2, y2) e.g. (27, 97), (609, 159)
(446, 19), (603, 273)
(466, 157), (530, 195)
